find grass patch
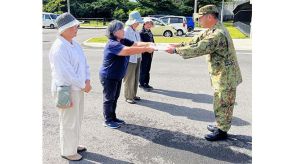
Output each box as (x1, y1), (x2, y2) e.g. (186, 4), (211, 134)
(223, 20), (234, 27)
(226, 26), (247, 39)
(87, 37), (109, 43)
(87, 21), (247, 43)
(223, 21), (247, 39)
(80, 20), (109, 27)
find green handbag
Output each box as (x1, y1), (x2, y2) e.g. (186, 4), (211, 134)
(55, 86), (72, 109)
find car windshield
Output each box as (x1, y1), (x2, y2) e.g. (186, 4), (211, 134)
(152, 18), (167, 26)
(160, 17), (169, 24)
(44, 14), (50, 20)
(50, 14), (58, 20)
(170, 17), (183, 23)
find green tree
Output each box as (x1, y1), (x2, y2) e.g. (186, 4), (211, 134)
(43, 0), (233, 18)
(113, 8), (128, 20)
(43, 0), (67, 14)
(137, 0), (178, 15)
(195, 0), (233, 9)
(131, 7), (154, 17)
(174, 0), (233, 14)
(174, 0), (194, 16)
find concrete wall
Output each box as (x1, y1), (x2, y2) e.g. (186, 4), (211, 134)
(222, 0), (251, 21)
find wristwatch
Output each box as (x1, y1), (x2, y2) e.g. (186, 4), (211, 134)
(173, 48), (177, 54)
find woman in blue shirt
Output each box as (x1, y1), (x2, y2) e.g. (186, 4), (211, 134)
(99, 20), (155, 129)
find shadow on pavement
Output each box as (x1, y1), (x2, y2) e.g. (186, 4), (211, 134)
(151, 89), (213, 104)
(69, 151), (132, 164)
(236, 50), (252, 54)
(118, 124), (252, 163)
(137, 99), (250, 126)
(227, 134), (252, 150)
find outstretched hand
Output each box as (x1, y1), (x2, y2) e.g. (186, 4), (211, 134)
(168, 44), (179, 48)
(165, 46), (176, 54)
(146, 47), (156, 53)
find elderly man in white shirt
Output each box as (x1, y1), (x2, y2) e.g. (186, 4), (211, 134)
(123, 11), (145, 104)
(49, 13), (91, 161)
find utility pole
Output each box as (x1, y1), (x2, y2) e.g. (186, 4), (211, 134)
(194, 0), (198, 13)
(194, 0), (198, 27)
(221, 0), (224, 23)
(67, 0), (70, 13)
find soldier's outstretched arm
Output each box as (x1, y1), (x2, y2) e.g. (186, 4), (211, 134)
(178, 30), (206, 47)
(188, 30), (206, 45)
(175, 32), (221, 59)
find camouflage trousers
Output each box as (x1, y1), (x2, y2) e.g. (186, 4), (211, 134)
(213, 88), (236, 132)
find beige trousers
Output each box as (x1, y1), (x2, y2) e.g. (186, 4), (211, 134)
(124, 58), (141, 100)
(58, 90), (84, 156)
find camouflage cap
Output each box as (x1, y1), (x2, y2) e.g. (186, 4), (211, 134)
(194, 5), (219, 19)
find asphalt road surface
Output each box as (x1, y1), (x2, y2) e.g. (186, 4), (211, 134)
(43, 28), (252, 164)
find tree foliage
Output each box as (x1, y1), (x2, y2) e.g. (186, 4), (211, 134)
(43, 0), (67, 14)
(42, 0), (233, 18)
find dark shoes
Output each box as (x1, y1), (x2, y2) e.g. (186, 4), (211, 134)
(205, 128), (228, 141)
(103, 119), (126, 128)
(139, 84), (154, 91)
(114, 118), (126, 125)
(207, 125), (218, 132)
(134, 96), (141, 101)
(103, 121), (121, 129)
(77, 145), (87, 153)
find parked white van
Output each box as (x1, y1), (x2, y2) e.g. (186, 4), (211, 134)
(159, 16), (188, 36)
(42, 12), (58, 29)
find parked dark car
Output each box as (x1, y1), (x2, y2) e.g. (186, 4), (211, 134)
(186, 17), (194, 32)
(148, 15), (168, 18)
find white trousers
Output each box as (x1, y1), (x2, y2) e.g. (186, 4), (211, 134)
(58, 90), (84, 156)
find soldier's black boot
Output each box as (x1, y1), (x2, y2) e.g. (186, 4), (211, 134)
(207, 125), (217, 132)
(205, 128), (228, 141)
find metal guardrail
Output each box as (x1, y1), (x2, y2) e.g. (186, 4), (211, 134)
(76, 18), (128, 26)
(76, 18), (108, 25)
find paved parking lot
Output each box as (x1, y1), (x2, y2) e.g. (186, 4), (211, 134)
(43, 28), (252, 164)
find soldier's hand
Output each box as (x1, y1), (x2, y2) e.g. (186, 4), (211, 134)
(169, 43), (180, 48)
(165, 46), (175, 54)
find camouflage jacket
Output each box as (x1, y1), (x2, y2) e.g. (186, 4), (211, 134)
(175, 21), (242, 91)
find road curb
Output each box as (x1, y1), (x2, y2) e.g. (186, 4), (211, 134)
(79, 26), (107, 29)
(83, 37), (252, 50)
(83, 38), (106, 48)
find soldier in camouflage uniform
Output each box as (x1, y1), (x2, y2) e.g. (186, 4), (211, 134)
(166, 5), (242, 141)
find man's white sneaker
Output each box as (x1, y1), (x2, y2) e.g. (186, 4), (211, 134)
(61, 153), (83, 161)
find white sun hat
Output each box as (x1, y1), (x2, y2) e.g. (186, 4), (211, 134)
(56, 12), (81, 34)
(125, 11), (144, 26)
(143, 17), (153, 24)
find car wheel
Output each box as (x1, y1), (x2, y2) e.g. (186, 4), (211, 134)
(42, 26), (45, 28)
(188, 27), (193, 32)
(163, 31), (172, 37)
(177, 30), (184, 36)
(50, 24), (54, 29)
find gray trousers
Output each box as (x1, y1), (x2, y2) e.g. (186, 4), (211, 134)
(124, 58), (141, 100)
